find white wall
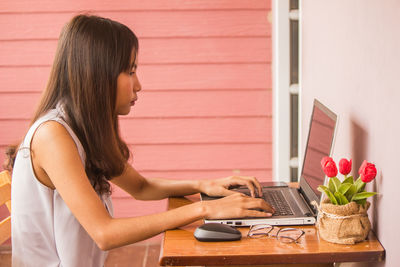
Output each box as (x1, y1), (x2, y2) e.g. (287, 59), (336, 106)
(301, 1), (400, 266)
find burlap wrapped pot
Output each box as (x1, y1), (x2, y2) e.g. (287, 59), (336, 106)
(313, 199), (371, 245)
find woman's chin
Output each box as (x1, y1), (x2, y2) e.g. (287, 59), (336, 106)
(117, 106), (131, 116)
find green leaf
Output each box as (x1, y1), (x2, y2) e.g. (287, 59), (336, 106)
(328, 178), (336, 193)
(351, 192), (377, 201)
(343, 176), (354, 184)
(355, 178), (366, 193)
(338, 183), (352, 195)
(334, 192), (349, 205)
(345, 184), (357, 201)
(318, 185), (338, 205)
(332, 177), (341, 192)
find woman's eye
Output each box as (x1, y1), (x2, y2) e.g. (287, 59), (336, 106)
(129, 71), (135, 76)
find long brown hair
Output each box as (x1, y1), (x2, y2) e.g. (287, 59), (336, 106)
(11, 15), (138, 195)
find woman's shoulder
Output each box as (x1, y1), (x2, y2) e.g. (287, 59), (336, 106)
(28, 120), (82, 189)
(35, 119), (70, 137)
(32, 120), (77, 152)
(28, 107), (87, 167)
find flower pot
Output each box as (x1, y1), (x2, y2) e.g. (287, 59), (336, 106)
(315, 199), (371, 245)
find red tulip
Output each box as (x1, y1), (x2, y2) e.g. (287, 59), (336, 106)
(321, 156), (338, 178)
(339, 158), (352, 175)
(358, 160), (377, 183)
(321, 156), (331, 169)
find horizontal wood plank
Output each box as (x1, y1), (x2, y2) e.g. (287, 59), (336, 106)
(0, 143), (272, 173)
(128, 143), (272, 171)
(119, 117), (272, 144)
(0, 10), (270, 40)
(0, 63), (271, 92)
(0, 116), (272, 146)
(0, 90), (272, 120)
(0, 120), (29, 146)
(0, 66), (49, 93)
(130, 90), (272, 118)
(0, 0), (270, 13)
(0, 37), (271, 66)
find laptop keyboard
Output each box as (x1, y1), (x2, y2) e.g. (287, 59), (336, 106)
(262, 190), (294, 216)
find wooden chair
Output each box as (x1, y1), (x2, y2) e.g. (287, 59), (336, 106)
(0, 170), (11, 245)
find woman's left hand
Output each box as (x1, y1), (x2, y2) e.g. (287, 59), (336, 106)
(198, 176), (263, 198)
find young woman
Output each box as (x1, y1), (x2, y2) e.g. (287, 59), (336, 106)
(9, 14), (274, 266)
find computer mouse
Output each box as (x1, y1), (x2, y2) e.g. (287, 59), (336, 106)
(194, 223), (242, 242)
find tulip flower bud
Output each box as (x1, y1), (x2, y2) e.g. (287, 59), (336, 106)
(321, 156), (338, 178)
(359, 160), (377, 183)
(339, 158), (352, 175)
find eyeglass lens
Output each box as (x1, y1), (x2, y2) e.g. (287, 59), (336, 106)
(277, 228), (304, 243)
(248, 225), (304, 243)
(248, 224), (273, 238)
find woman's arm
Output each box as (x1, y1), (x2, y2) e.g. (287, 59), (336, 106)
(111, 164), (263, 200)
(31, 121), (273, 250)
(99, 192), (271, 249)
(110, 166), (200, 200)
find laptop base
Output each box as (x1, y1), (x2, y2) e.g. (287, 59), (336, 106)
(204, 216), (316, 227)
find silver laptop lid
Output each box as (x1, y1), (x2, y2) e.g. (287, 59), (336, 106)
(299, 99), (338, 209)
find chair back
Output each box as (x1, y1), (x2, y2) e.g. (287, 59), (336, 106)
(0, 170), (11, 244)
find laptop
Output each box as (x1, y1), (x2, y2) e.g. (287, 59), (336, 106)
(201, 99), (338, 226)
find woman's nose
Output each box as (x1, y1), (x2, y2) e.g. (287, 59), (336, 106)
(134, 75), (142, 92)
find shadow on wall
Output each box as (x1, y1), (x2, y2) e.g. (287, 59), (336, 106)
(350, 118), (381, 236)
(350, 118), (368, 174)
(344, 120), (383, 267)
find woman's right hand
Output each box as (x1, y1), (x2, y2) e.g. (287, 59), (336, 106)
(201, 193), (275, 220)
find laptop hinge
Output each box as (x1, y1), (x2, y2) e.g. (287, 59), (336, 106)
(298, 188), (317, 216)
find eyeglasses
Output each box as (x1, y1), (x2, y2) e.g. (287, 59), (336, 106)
(247, 224), (305, 244)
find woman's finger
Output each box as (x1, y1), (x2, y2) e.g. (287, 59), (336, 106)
(240, 196), (275, 213)
(248, 176), (263, 197)
(219, 188), (239, 196)
(230, 176), (260, 198)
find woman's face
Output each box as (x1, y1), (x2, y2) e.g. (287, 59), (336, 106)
(115, 54), (141, 115)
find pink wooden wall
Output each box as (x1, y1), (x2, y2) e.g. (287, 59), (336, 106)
(0, 1), (272, 219)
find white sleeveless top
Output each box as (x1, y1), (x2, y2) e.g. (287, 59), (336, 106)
(11, 106), (113, 267)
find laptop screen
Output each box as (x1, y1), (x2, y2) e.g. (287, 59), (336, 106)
(300, 99), (337, 201)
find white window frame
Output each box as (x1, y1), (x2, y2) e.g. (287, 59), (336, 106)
(272, 0), (302, 182)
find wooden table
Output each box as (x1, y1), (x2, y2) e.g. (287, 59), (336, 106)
(159, 195), (385, 266)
